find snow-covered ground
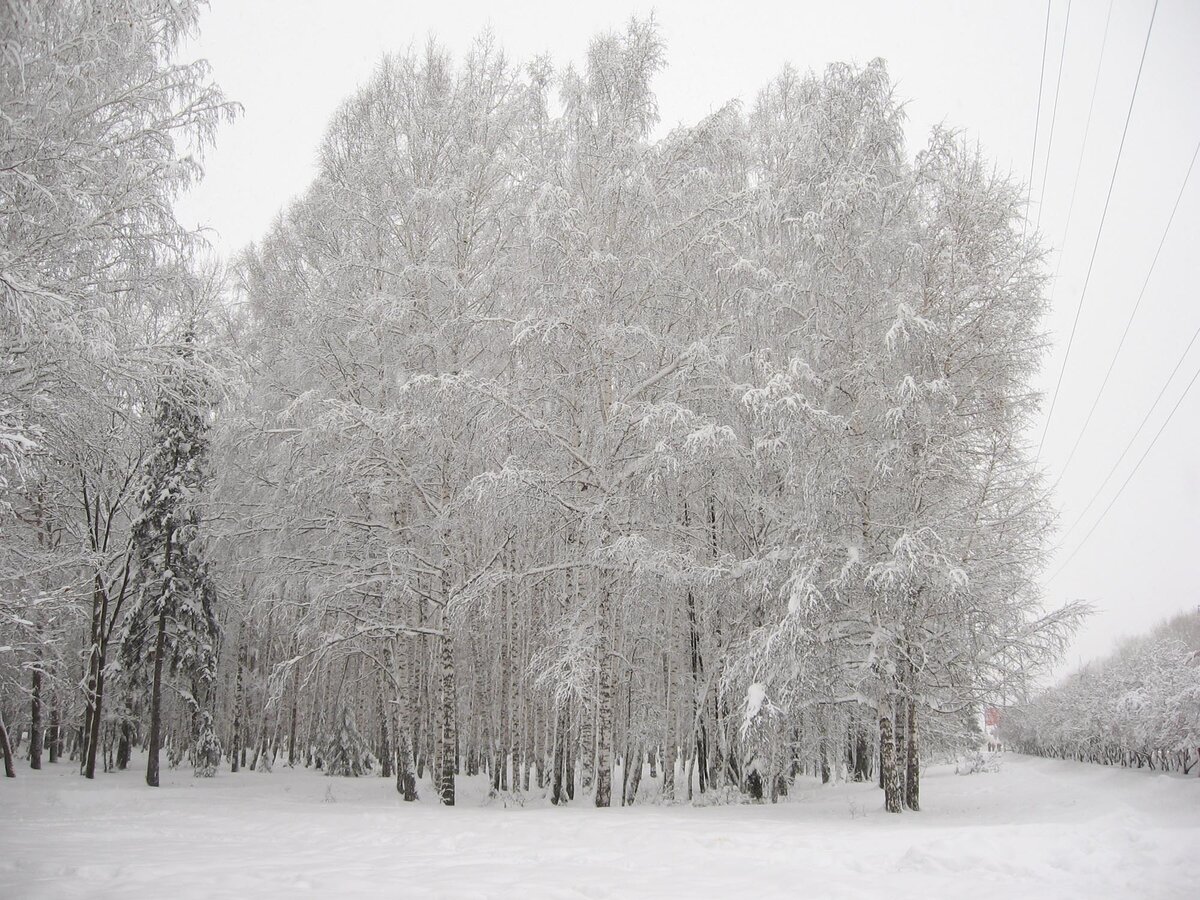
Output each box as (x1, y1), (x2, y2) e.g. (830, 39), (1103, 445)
(1, 753), (1196, 899)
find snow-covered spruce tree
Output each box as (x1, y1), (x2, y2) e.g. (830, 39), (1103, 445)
(323, 706), (373, 777)
(193, 710), (222, 777)
(122, 331), (221, 786)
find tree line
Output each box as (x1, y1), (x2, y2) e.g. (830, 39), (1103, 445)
(1, 3), (1081, 812)
(1002, 610), (1200, 774)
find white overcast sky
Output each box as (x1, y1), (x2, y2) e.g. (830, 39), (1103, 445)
(176, 0), (1200, 675)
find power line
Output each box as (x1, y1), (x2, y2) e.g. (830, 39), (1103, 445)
(1055, 139), (1200, 484)
(1024, 0), (1054, 240)
(1036, 0), (1073, 231)
(1047, 0), (1114, 270)
(1048, 351), (1200, 583)
(1037, 0), (1160, 458)
(1060, 314), (1200, 544)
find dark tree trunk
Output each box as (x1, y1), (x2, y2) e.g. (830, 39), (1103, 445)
(594, 578), (614, 808)
(394, 642), (418, 800)
(853, 727), (870, 782)
(378, 688), (392, 780)
(83, 654), (105, 780)
(30, 665), (43, 770)
(551, 708), (566, 805)
(685, 585), (708, 794)
(394, 640), (418, 801)
(579, 700), (594, 797)
(879, 711), (902, 813)
(565, 708), (576, 801)
(287, 667), (299, 767)
(438, 631), (456, 806)
(624, 743), (643, 805)
(491, 735), (502, 793)
(48, 701), (60, 764)
(252, 725), (268, 772)
(117, 722), (131, 770)
(146, 609), (168, 788)
(662, 741), (676, 801)
(819, 720), (831, 784)
(904, 700), (920, 811)
(0, 712), (15, 777)
(231, 637), (243, 773)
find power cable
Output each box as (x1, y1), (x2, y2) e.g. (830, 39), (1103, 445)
(1024, 0), (1054, 240)
(1060, 313), (1200, 544)
(1048, 351), (1200, 582)
(1036, 0), (1074, 230)
(1054, 139), (1200, 484)
(1046, 0), (1113, 268)
(1037, 0), (1160, 458)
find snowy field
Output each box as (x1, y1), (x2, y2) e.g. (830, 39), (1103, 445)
(1, 753), (1197, 899)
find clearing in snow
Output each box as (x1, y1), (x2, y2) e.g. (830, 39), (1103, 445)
(1, 753), (1196, 899)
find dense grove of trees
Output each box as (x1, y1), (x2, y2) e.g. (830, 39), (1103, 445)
(1003, 611), (1200, 774)
(0, 0), (235, 783)
(2, 4), (1087, 812)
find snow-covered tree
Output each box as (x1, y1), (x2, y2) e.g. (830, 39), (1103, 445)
(322, 706), (373, 778)
(1, 0), (235, 779)
(1004, 610), (1200, 774)
(121, 331), (221, 785)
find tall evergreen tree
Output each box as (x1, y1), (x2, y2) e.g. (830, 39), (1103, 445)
(122, 330), (221, 786)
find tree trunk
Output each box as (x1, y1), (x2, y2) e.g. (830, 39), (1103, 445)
(438, 630), (456, 806)
(81, 643), (106, 782)
(819, 717), (831, 784)
(378, 686), (393, 780)
(231, 636), (244, 772)
(0, 712), (15, 777)
(565, 706), (576, 801)
(551, 707), (566, 805)
(30, 665), (43, 770)
(393, 639), (418, 801)
(662, 740), (675, 801)
(853, 726), (870, 782)
(904, 700), (920, 811)
(287, 657), (299, 767)
(48, 701), (60, 764)
(499, 589), (511, 793)
(594, 577), (614, 807)
(253, 724), (270, 772)
(116, 721), (131, 770)
(879, 710), (902, 813)
(684, 585), (708, 794)
(878, 738), (885, 789)
(579, 700), (594, 797)
(146, 609), (168, 788)
(624, 742), (643, 805)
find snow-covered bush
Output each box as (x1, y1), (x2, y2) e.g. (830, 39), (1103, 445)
(322, 707), (373, 777)
(955, 750), (1001, 775)
(193, 713), (222, 778)
(691, 784), (750, 807)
